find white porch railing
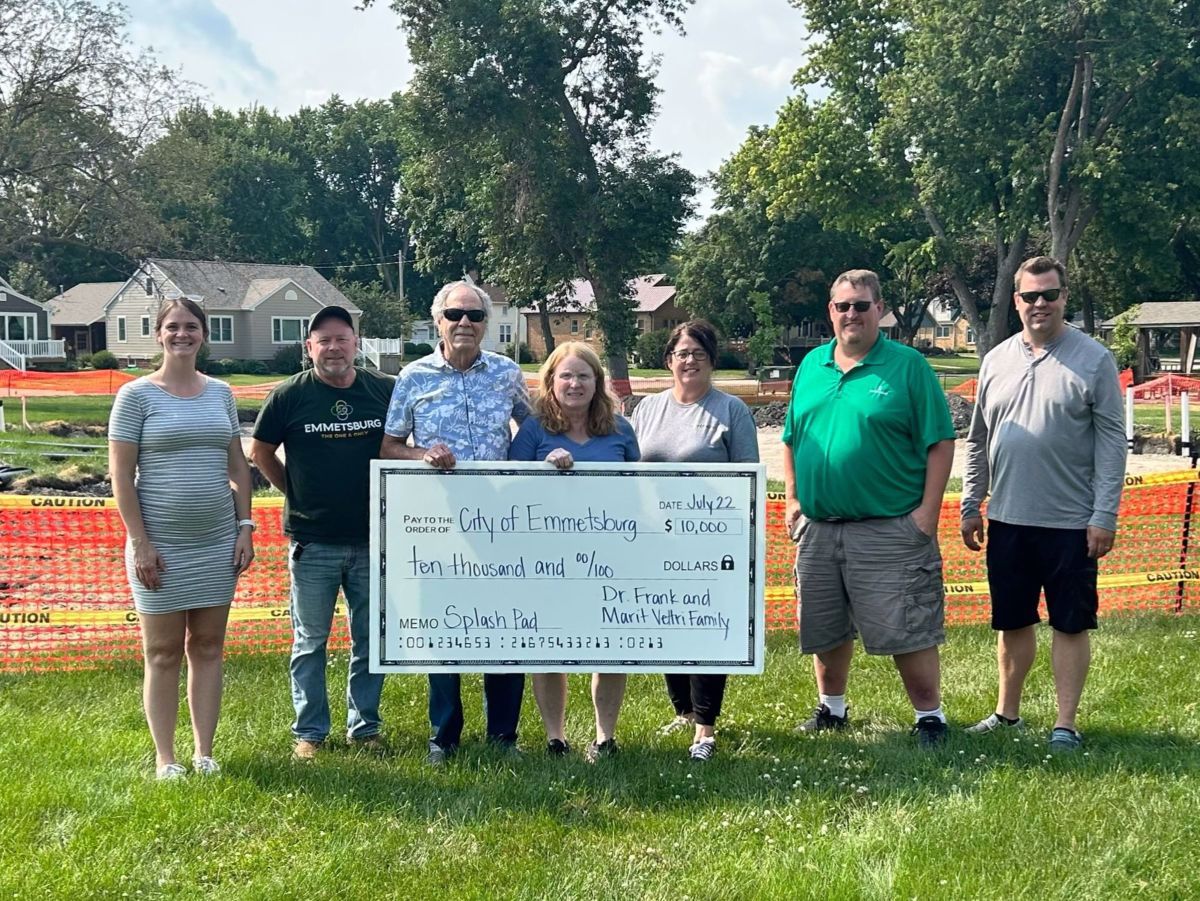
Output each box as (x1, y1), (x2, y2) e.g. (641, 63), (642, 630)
(360, 337), (405, 369)
(0, 340), (25, 371)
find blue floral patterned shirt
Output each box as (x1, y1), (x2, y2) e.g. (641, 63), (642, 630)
(384, 344), (531, 461)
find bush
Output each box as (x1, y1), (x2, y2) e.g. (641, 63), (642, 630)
(91, 350), (119, 370)
(271, 343), (305, 375)
(634, 329), (672, 368)
(716, 349), (747, 369)
(77, 352), (93, 369)
(242, 359), (269, 376)
(204, 359), (227, 376)
(505, 342), (534, 364)
(218, 358), (241, 374)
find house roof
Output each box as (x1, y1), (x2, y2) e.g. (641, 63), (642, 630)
(48, 282), (124, 326)
(0, 276), (48, 312)
(880, 310), (937, 330)
(1101, 302), (1200, 329)
(140, 259), (360, 314)
(521, 274), (676, 315)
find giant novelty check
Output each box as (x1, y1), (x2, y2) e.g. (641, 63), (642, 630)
(369, 461), (767, 673)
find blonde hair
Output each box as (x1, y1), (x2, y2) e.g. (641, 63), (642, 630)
(534, 342), (617, 436)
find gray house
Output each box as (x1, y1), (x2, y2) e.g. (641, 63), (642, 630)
(47, 281), (124, 357)
(0, 276), (66, 370)
(103, 259), (362, 365)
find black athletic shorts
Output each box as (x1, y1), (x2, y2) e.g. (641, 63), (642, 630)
(985, 520), (1099, 634)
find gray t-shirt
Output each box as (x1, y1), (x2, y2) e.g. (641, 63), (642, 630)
(630, 387), (759, 463)
(961, 328), (1125, 531)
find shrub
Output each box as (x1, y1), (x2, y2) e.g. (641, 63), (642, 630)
(403, 341), (421, 355)
(242, 359), (269, 376)
(271, 343), (305, 375)
(91, 350), (119, 370)
(505, 342), (534, 364)
(204, 359), (227, 376)
(634, 329), (672, 368)
(716, 349), (747, 369)
(77, 352), (93, 369)
(218, 358), (241, 374)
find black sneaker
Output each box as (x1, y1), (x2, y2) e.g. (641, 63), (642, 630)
(795, 704), (849, 733)
(912, 715), (948, 748)
(585, 738), (619, 763)
(546, 739), (571, 757)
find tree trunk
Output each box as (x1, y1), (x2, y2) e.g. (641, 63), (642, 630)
(537, 302), (555, 356)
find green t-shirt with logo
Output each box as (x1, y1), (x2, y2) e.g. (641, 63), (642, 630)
(253, 367), (395, 544)
(782, 336), (954, 521)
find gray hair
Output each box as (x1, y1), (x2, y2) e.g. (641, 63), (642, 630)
(431, 280), (492, 321)
(830, 269), (882, 304)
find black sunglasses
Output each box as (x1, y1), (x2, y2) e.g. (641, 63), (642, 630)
(832, 301), (874, 313)
(1017, 289), (1062, 304)
(443, 308), (486, 322)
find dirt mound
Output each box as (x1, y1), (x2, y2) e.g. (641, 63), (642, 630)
(946, 394), (974, 437)
(35, 420), (107, 438)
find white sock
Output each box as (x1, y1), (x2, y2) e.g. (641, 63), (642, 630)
(915, 706), (946, 724)
(819, 694), (847, 718)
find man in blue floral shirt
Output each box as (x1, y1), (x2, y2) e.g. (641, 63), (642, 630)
(381, 280), (531, 764)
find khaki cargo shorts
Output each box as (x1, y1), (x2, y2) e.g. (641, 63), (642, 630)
(793, 513), (945, 656)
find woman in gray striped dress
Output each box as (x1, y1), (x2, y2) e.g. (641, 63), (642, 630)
(109, 298), (255, 780)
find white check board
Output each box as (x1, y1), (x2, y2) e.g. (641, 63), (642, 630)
(369, 461), (767, 673)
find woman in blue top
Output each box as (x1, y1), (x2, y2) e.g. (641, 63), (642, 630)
(509, 342), (639, 762)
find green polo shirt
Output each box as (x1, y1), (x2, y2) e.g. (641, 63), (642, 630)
(782, 335), (954, 521)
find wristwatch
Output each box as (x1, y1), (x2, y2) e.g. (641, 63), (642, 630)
(237, 519), (257, 532)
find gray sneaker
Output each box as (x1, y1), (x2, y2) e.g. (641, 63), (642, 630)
(1048, 727), (1083, 753)
(965, 713), (1025, 734)
(425, 743), (450, 766)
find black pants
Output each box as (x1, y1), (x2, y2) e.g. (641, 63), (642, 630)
(664, 674), (728, 726)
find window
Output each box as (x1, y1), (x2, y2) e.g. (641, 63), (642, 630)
(141, 316), (150, 337)
(636, 319), (646, 333)
(272, 317), (308, 343)
(498, 324), (512, 344)
(117, 317), (127, 342)
(935, 325), (951, 339)
(144, 276), (153, 295)
(966, 328), (976, 344)
(570, 319), (579, 334)
(1, 314), (35, 341)
(210, 316), (234, 343)
(284, 289), (299, 302)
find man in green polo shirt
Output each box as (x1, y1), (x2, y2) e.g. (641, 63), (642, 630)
(782, 269), (956, 747)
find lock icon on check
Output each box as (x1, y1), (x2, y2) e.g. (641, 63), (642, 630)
(720, 555), (735, 571)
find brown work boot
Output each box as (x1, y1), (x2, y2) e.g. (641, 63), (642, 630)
(293, 739), (323, 761)
(347, 734), (387, 755)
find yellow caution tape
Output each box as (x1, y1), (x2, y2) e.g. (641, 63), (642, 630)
(0, 495), (285, 510)
(0, 603), (344, 628)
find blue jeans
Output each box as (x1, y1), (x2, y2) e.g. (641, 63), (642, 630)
(428, 673), (525, 751)
(288, 540), (384, 741)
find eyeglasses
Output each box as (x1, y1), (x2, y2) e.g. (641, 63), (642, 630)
(670, 350), (710, 362)
(832, 301), (874, 313)
(1017, 289), (1062, 304)
(443, 308), (486, 323)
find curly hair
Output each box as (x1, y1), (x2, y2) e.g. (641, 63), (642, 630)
(533, 342), (617, 436)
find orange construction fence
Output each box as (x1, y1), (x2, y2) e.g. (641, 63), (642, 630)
(2, 473), (1198, 673)
(0, 369), (137, 395)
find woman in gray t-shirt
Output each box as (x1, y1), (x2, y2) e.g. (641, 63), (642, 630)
(630, 320), (759, 761)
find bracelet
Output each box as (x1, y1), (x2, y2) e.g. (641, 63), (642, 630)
(237, 519), (256, 532)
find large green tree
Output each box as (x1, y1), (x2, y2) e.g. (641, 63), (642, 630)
(0, 0), (191, 285)
(752, 0), (1200, 355)
(371, 0), (696, 380)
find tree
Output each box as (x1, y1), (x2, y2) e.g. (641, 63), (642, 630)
(371, 0), (697, 383)
(753, 0), (1200, 355)
(3, 261), (54, 302)
(0, 0), (193, 275)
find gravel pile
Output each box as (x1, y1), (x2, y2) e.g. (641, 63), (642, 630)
(946, 394), (975, 437)
(752, 402), (788, 428)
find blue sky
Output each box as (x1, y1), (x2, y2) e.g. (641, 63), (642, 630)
(124, 0), (810, 219)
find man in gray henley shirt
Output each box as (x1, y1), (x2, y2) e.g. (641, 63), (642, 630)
(960, 255), (1125, 753)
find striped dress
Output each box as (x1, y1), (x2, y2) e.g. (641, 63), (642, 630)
(109, 377), (239, 614)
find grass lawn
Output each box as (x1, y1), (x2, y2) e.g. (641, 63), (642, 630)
(926, 354), (981, 374)
(0, 617), (1196, 898)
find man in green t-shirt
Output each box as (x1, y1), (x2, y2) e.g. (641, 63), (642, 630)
(250, 305), (395, 760)
(782, 270), (956, 747)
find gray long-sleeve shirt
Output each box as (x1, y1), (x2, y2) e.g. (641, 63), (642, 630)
(961, 328), (1126, 532)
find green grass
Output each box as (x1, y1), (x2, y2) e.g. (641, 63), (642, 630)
(0, 617), (1196, 898)
(926, 354), (981, 374)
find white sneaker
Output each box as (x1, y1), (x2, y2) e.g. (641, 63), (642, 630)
(689, 739), (716, 761)
(659, 715), (694, 736)
(156, 763), (187, 780)
(965, 713), (1025, 734)
(192, 756), (221, 776)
